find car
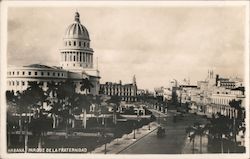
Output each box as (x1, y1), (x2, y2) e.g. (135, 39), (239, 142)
(157, 126), (165, 138)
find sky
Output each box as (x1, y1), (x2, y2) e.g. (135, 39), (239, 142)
(7, 6), (246, 91)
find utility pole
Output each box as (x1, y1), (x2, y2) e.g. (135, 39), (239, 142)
(104, 115), (107, 154)
(192, 137), (195, 154)
(133, 121), (136, 139)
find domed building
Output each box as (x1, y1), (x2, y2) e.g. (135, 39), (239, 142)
(7, 12), (100, 95)
(60, 12), (94, 70)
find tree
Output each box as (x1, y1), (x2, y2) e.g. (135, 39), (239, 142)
(24, 81), (47, 149)
(46, 81), (60, 129)
(186, 122), (207, 154)
(80, 78), (94, 93)
(77, 78), (95, 128)
(56, 80), (76, 139)
(73, 94), (92, 129)
(206, 114), (232, 153)
(229, 99), (245, 152)
(106, 95), (121, 125)
(6, 90), (17, 147)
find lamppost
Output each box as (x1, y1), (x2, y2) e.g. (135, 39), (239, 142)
(102, 114), (107, 154)
(133, 121), (136, 139)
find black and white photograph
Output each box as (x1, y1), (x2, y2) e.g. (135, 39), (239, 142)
(0, 1), (249, 159)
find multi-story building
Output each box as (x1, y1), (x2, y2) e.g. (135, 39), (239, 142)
(7, 12), (100, 95)
(99, 76), (137, 102)
(175, 70), (245, 118)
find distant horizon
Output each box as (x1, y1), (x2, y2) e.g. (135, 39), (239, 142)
(7, 6), (246, 91)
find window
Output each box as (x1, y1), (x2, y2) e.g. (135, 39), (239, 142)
(47, 72), (50, 76)
(17, 71), (19, 75)
(17, 81), (19, 86)
(74, 41), (76, 46)
(79, 41), (81, 46)
(65, 41), (67, 46)
(69, 41), (71, 46)
(73, 64), (75, 66)
(61, 73), (64, 77)
(28, 72), (31, 75)
(58, 73), (60, 76)
(53, 72), (55, 76)
(35, 72), (37, 75)
(41, 72), (44, 76)
(22, 81), (25, 86)
(84, 42), (86, 47)
(12, 81), (14, 86)
(73, 56), (75, 61)
(22, 71), (25, 75)
(13, 72), (15, 75)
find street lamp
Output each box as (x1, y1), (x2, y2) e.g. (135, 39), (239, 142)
(133, 121), (136, 139)
(102, 114), (107, 154)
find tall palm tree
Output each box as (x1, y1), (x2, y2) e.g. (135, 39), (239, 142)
(73, 94), (92, 128)
(56, 80), (76, 139)
(46, 81), (60, 128)
(107, 95), (121, 125)
(206, 114), (231, 153)
(229, 99), (245, 152)
(80, 78), (94, 94)
(24, 81), (47, 149)
(6, 90), (17, 147)
(186, 122), (207, 154)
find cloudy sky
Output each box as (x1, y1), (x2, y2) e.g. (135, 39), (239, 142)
(7, 6), (246, 90)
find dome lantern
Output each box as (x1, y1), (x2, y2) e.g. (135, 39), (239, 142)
(64, 12), (89, 40)
(75, 12), (80, 23)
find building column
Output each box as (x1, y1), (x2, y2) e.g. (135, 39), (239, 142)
(85, 53), (87, 63)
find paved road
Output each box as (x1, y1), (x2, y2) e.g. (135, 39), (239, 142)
(119, 110), (208, 154)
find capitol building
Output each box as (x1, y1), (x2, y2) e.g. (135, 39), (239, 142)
(7, 12), (100, 95)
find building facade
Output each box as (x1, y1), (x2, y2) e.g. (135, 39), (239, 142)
(176, 70), (245, 118)
(7, 12), (100, 95)
(100, 76), (137, 102)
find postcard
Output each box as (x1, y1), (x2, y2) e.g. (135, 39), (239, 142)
(0, 1), (249, 159)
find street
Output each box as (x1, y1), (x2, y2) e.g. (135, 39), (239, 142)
(119, 110), (208, 154)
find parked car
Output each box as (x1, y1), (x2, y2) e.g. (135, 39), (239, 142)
(157, 126), (165, 138)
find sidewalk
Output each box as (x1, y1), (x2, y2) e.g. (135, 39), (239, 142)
(149, 109), (168, 117)
(91, 122), (159, 154)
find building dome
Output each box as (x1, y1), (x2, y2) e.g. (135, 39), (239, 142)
(64, 12), (90, 40)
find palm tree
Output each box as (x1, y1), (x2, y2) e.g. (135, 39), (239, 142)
(14, 91), (30, 143)
(74, 78), (94, 128)
(107, 95), (121, 125)
(73, 94), (92, 129)
(6, 90), (17, 147)
(46, 81), (60, 128)
(80, 78), (94, 94)
(206, 114), (231, 153)
(56, 80), (76, 139)
(24, 81), (47, 149)
(186, 122), (207, 154)
(229, 99), (245, 152)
